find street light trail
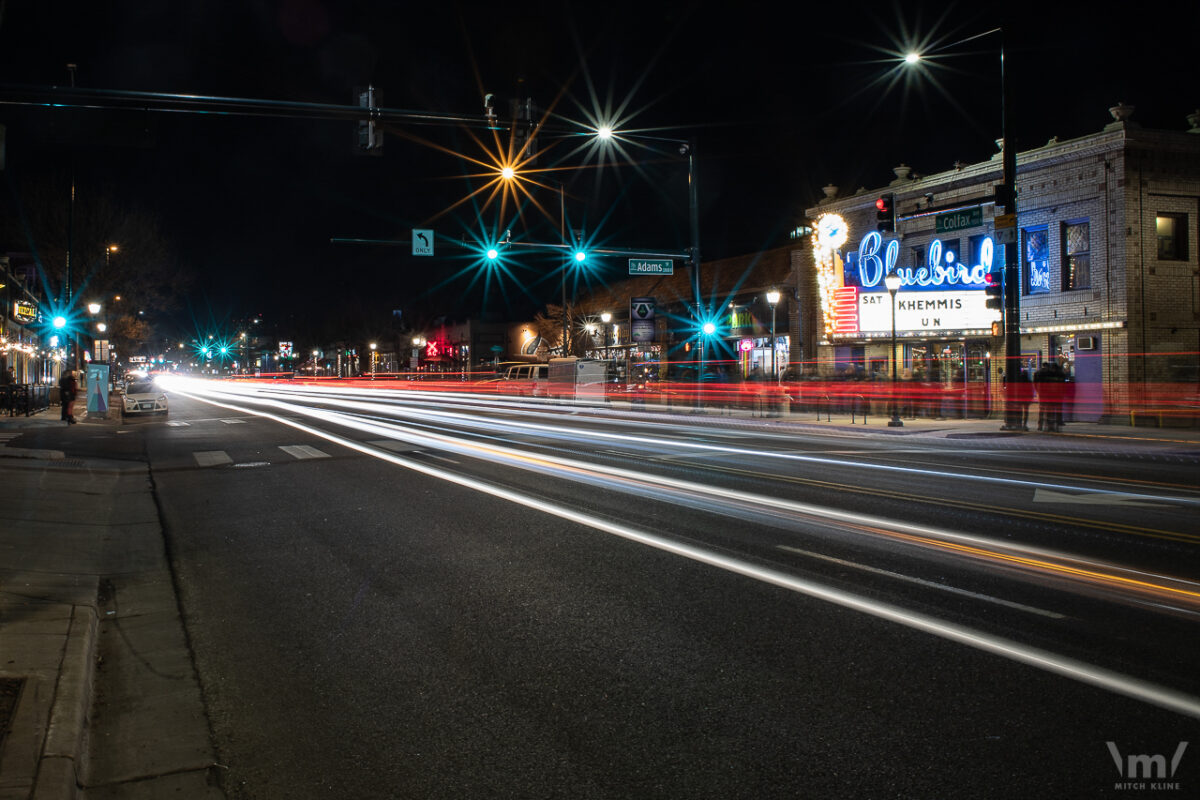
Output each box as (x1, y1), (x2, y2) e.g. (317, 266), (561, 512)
(171, 378), (1200, 508)
(164, 380), (1200, 720)
(166, 378), (1200, 616)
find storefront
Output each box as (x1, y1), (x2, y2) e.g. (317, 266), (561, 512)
(814, 216), (1001, 415)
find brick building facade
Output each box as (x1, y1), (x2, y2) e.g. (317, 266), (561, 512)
(802, 105), (1200, 420)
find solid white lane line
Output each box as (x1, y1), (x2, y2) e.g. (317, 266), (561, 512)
(778, 545), (1067, 619)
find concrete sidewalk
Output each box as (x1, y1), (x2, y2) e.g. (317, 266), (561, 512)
(0, 407), (222, 800)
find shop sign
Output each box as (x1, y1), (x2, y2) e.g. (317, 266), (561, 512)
(850, 231), (993, 291)
(13, 300), (37, 323)
(834, 231), (1000, 336)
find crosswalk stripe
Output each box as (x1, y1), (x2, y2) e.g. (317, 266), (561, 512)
(193, 450), (232, 467)
(279, 445), (330, 460)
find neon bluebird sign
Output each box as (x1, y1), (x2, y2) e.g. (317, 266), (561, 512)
(854, 231), (991, 290)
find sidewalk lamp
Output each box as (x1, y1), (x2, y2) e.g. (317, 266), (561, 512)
(369, 341), (377, 376)
(601, 311), (612, 353)
(765, 289), (780, 378)
(884, 269), (903, 427)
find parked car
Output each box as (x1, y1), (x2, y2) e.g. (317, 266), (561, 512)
(121, 380), (169, 417)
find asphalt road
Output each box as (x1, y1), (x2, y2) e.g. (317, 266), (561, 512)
(31, 380), (1200, 799)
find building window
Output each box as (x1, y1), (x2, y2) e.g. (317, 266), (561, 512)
(1062, 221), (1090, 291)
(1156, 213), (1188, 260)
(910, 245), (925, 269)
(967, 235), (989, 269)
(940, 238), (960, 266)
(1023, 227), (1050, 294)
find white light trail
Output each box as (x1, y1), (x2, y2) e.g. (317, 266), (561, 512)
(167, 379), (1200, 720)
(179, 377), (1200, 508)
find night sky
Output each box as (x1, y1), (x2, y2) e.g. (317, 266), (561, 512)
(1, 1), (1196, 340)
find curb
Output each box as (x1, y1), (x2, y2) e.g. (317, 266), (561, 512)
(0, 449), (66, 461)
(34, 593), (98, 800)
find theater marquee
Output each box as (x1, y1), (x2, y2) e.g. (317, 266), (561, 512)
(820, 229), (1001, 338)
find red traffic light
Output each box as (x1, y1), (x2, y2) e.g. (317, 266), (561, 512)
(984, 270), (1003, 310)
(875, 193), (896, 232)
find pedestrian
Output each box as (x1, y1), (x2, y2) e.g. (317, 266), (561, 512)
(1011, 369), (1033, 430)
(1045, 358), (1067, 431)
(58, 369), (78, 424)
(1033, 361), (1051, 431)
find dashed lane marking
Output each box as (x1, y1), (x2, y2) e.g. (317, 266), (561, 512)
(193, 450), (233, 467)
(279, 445), (330, 460)
(166, 421), (190, 427)
(219, 418), (247, 424)
(777, 544), (1067, 620)
(366, 439), (425, 453)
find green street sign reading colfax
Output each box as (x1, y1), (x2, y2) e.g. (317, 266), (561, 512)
(935, 206), (983, 234)
(629, 258), (673, 276)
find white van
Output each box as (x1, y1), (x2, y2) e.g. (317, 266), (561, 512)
(500, 363), (548, 397)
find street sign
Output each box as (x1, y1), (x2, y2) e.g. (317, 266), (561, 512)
(412, 229), (434, 256)
(994, 213), (1017, 228)
(630, 296), (656, 342)
(629, 258), (673, 276)
(935, 207), (982, 234)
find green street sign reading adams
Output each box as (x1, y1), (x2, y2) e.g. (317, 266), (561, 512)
(628, 258), (673, 276)
(935, 206), (983, 234)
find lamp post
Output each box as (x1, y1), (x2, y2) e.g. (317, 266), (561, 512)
(765, 289), (780, 378)
(885, 270), (903, 427)
(369, 342), (377, 377)
(600, 311), (611, 355)
(905, 29), (1020, 429)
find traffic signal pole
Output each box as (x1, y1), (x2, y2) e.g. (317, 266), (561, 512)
(998, 29), (1023, 431)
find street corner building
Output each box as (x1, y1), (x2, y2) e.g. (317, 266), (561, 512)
(799, 104), (1200, 423)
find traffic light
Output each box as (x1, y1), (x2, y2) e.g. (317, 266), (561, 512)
(356, 85), (382, 155)
(875, 194), (895, 233)
(984, 270), (1003, 310)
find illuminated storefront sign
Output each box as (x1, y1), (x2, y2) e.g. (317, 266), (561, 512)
(818, 228), (1001, 338)
(13, 300), (37, 323)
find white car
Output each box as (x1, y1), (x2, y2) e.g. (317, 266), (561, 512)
(122, 380), (169, 417)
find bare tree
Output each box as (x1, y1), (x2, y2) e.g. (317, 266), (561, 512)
(1, 169), (192, 356)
